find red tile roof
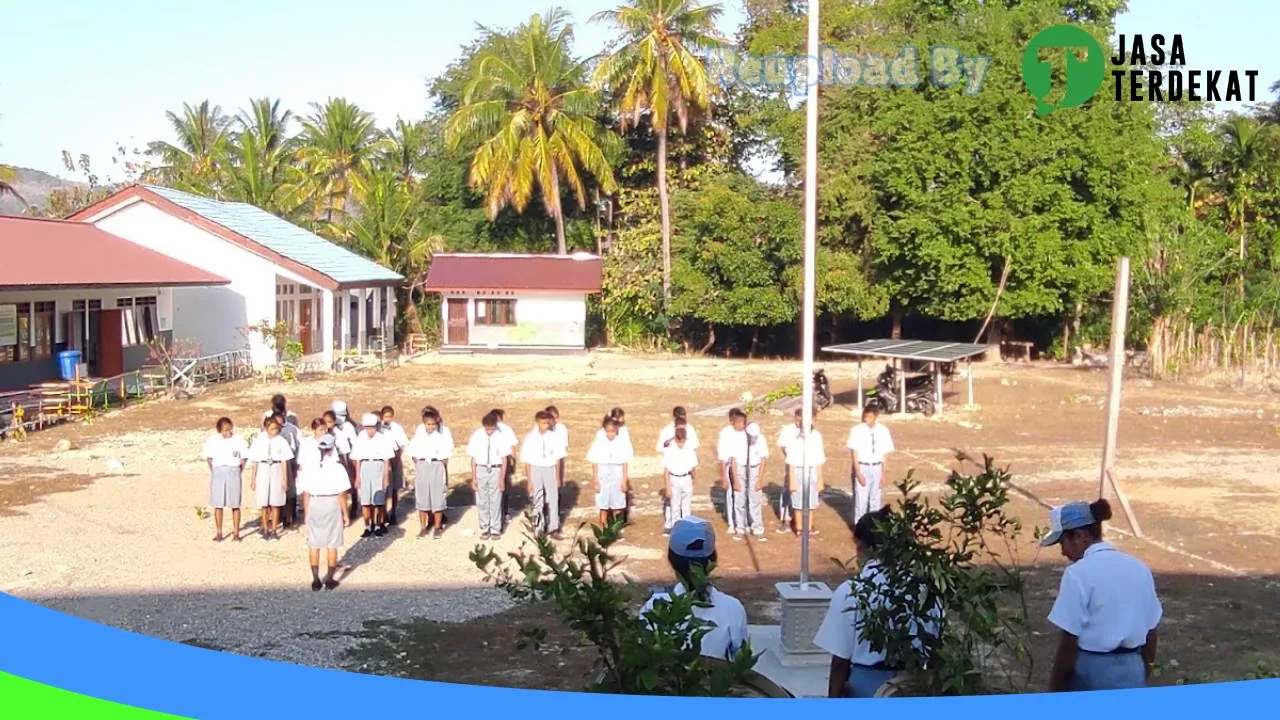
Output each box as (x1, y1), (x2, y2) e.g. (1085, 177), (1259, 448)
(423, 253), (603, 292)
(0, 216), (229, 290)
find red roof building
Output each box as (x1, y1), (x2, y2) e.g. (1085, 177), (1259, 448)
(422, 253), (602, 353)
(0, 216), (229, 390)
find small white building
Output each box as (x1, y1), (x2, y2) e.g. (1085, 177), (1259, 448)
(423, 253), (602, 352)
(71, 185), (403, 369)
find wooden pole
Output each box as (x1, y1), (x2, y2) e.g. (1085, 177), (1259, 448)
(1100, 257), (1142, 536)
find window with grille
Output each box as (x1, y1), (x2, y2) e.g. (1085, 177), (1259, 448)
(117, 296), (157, 346)
(474, 299), (516, 326)
(0, 302), (55, 363)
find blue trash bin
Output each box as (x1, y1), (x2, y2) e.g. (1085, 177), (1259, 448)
(57, 350), (82, 381)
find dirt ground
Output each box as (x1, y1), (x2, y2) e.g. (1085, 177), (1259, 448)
(2, 351), (1279, 691)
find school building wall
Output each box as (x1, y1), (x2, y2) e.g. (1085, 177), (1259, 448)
(0, 287), (175, 391)
(440, 291), (588, 349)
(85, 201), (319, 369)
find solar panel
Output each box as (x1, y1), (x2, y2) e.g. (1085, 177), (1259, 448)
(821, 339), (989, 362)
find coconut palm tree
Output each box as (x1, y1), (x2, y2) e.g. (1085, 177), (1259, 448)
(296, 98), (388, 227)
(443, 8), (619, 254)
(145, 100), (232, 191)
(592, 0), (724, 305)
(1218, 114), (1272, 297)
(225, 98), (301, 214)
(0, 164), (30, 211)
(380, 118), (431, 188)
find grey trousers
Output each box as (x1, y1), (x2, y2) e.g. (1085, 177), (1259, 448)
(730, 465), (764, 534)
(530, 465), (560, 534)
(475, 465), (503, 534)
(853, 462), (884, 524)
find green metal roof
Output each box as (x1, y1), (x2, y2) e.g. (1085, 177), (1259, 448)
(143, 185), (403, 287)
(822, 339), (989, 362)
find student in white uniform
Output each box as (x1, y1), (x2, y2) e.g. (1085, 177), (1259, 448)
(202, 417), (249, 543)
(639, 517), (749, 661)
(352, 412), (393, 538)
(660, 427), (698, 535)
(520, 410), (568, 539)
(547, 405), (568, 485)
(786, 412), (826, 537)
(775, 409), (803, 533)
(468, 411), (516, 540)
(847, 404), (894, 525)
(299, 435), (350, 591)
(267, 410), (301, 528)
(326, 404), (360, 521)
(408, 408), (454, 539)
(657, 407), (698, 531)
(295, 418), (327, 505)
(596, 407), (634, 525)
(814, 506), (942, 697)
(249, 416), (295, 540)
(588, 416), (633, 528)
(379, 405), (409, 525)
(716, 409), (747, 533)
(491, 408), (518, 525)
(270, 393), (299, 428)
(719, 414), (768, 539)
(1043, 499), (1162, 692)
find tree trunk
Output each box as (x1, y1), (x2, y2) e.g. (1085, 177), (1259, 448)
(403, 287), (426, 337)
(656, 128), (673, 307)
(749, 327), (760, 359)
(890, 307), (903, 340)
(1062, 320), (1071, 363)
(986, 318), (1009, 360)
(700, 325), (716, 355)
(551, 171), (567, 255)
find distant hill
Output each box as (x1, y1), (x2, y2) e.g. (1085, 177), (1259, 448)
(0, 166), (86, 216)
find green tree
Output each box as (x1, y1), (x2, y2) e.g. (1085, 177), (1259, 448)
(444, 8), (619, 254)
(224, 97), (301, 215)
(593, 0), (725, 307)
(296, 97), (388, 228)
(0, 165), (29, 210)
(380, 118), (431, 187)
(144, 100), (232, 191)
(1218, 114), (1274, 298)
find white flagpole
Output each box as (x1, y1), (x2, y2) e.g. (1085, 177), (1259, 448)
(799, 0), (820, 587)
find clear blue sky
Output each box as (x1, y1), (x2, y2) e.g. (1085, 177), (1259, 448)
(0, 0), (1275, 179)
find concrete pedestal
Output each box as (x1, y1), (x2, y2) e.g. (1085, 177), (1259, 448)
(748, 625), (830, 698)
(776, 581), (832, 657)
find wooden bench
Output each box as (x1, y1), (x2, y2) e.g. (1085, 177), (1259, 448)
(1000, 341), (1035, 362)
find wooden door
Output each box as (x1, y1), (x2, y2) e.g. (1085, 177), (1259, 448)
(298, 299), (314, 354)
(96, 309), (124, 378)
(446, 299), (469, 345)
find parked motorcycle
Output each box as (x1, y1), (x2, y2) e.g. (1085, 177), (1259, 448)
(865, 364), (937, 416)
(813, 369), (833, 411)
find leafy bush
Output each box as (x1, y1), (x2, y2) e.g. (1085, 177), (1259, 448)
(470, 515), (758, 695)
(843, 454), (1032, 696)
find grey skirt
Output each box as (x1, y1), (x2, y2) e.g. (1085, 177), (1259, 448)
(358, 460), (387, 506)
(594, 464), (626, 510)
(414, 459), (448, 512)
(254, 461), (287, 508)
(306, 494), (345, 549)
(210, 465), (242, 509)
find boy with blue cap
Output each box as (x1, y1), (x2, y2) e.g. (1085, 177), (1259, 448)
(639, 516), (750, 661)
(1042, 499), (1162, 692)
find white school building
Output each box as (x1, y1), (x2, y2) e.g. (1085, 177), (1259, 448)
(71, 185), (403, 369)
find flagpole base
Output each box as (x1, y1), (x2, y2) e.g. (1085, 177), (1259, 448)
(774, 581), (832, 660)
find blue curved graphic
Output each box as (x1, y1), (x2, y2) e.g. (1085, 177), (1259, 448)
(0, 591), (1276, 718)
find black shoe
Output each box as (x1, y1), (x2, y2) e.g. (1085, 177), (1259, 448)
(387, 511), (397, 525)
(311, 579), (323, 592)
(361, 527), (374, 539)
(374, 525), (387, 537)
(433, 527), (444, 540)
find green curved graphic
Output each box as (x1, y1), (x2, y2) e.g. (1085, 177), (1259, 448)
(0, 671), (191, 718)
(1021, 24), (1106, 115)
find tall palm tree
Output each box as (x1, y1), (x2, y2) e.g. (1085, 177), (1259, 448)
(1219, 114), (1271, 297)
(0, 164), (30, 211)
(347, 171), (444, 334)
(380, 118), (431, 188)
(592, 0), (724, 305)
(443, 8), (619, 254)
(145, 100), (232, 190)
(225, 98), (300, 214)
(296, 98), (388, 227)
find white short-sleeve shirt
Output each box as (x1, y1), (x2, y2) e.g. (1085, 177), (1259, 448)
(1047, 542), (1162, 653)
(408, 424), (454, 461)
(813, 560), (941, 666)
(497, 421), (519, 448)
(467, 428), (515, 466)
(661, 445), (699, 477)
(717, 427), (769, 466)
(351, 430), (393, 462)
(788, 429), (826, 469)
(639, 584), (749, 661)
(296, 436), (322, 473)
(519, 429), (568, 467)
(380, 421), (409, 453)
(334, 420), (358, 454)
(552, 422), (569, 450)
(847, 422), (894, 463)
(298, 458), (352, 496)
(587, 434), (634, 466)
(657, 422), (700, 452)
(249, 434), (294, 464)
(203, 433), (249, 468)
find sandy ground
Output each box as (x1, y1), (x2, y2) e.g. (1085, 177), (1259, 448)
(2, 352), (1279, 687)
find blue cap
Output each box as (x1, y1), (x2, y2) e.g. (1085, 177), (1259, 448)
(317, 435), (336, 451)
(1041, 502), (1097, 546)
(669, 516), (716, 559)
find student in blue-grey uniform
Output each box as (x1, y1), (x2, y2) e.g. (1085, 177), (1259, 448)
(468, 411), (516, 540)
(588, 415), (632, 529)
(1043, 499), (1162, 692)
(352, 412), (393, 538)
(814, 506), (942, 697)
(202, 417), (248, 542)
(299, 434), (350, 591)
(409, 407), (454, 539)
(639, 516), (749, 661)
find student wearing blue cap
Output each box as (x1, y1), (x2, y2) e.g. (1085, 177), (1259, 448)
(639, 516), (750, 661)
(1043, 499), (1162, 692)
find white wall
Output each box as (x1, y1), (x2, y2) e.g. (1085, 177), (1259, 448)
(441, 291), (588, 348)
(88, 201), (316, 368)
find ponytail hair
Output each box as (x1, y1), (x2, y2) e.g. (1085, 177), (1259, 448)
(1090, 499), (1113, 523)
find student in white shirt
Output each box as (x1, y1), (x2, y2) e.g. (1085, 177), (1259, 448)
(299, 434), (351, 591)
(352, 412), (393, 538)
(846, 404), (894, 525)
(266, 408), (301, 529)
(639, 517), (749, 662)
(295, 418), (328, 521)
(600, 407), (635, 525)
(775, 410), (804, 533)
(468, 412), (517, 540)
(588, 416), (633, 527)
(547, 405), (569, 484)
(719, 412), (769, 539)
(814, 506), (942, 697)
(491, 408), (519, 523)
(716, 409), (748, 533)
(656, 406), (700, 452)
(325, 404), (359, 521)
(379, 405), (410, 525)
(202, 416), (249, 543)
(660, 427), (698, 535)
(249, 416), (295, 541)
(786, 412), (827, 537)
(520, 410), (569, 539)
(1043, 499), (1162, 692)
(409, 408), (454, 539)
